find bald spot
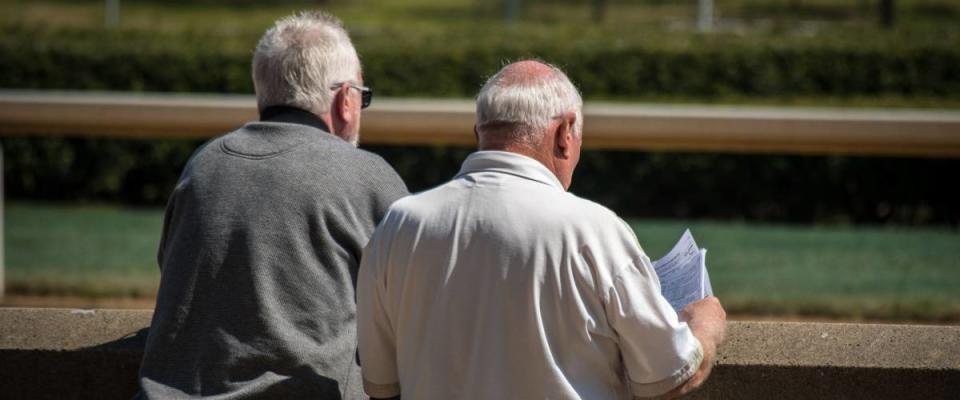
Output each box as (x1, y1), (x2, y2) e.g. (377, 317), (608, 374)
(495, 60), (558, 86)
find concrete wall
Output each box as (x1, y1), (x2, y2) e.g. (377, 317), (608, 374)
(1, 308), (958, 399)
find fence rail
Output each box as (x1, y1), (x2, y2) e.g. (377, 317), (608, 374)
(2, 90), (960, 157)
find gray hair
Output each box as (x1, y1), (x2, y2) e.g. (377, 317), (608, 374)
(252, 11), (361, 114)
(475, 61), (583, 145)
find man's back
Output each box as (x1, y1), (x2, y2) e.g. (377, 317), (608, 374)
(139, 119), (407, 399)
(359, 151), (702, 399)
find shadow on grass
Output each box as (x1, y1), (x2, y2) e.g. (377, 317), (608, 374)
(6, 279), (158, 299)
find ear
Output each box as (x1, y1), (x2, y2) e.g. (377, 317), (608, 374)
(554, 112), (577, 159)
(473, 124), (480, 144)
(334, 84), (355, 122)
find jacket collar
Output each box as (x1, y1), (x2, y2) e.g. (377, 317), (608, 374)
(455, 151), (564, 190)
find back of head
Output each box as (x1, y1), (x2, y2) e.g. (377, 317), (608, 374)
(475, 60), (583, 148)
(253, 11), (360, 115)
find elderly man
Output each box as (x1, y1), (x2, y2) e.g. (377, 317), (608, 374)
(136, 12), (408, 399)
(357, 60), (726, 399)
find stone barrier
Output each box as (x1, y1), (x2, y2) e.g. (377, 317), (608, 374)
(0, 308), (957, 399)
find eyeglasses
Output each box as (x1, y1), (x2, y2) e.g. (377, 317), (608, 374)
(331, 83), (373, 109)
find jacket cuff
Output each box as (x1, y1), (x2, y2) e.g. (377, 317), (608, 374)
(629, 340), (704, 398)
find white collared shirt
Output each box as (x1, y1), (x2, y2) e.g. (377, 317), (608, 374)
(358, 151), (703, 400)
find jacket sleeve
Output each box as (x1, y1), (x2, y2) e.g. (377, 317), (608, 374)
(357, 209), (402, 398)
(600, 219), (704, 398)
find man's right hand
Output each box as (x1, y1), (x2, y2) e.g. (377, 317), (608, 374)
(660, 296), (727, 399)
(680, 296), (727, 345)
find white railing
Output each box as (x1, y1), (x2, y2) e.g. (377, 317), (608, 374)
(1, 90), (959, 157)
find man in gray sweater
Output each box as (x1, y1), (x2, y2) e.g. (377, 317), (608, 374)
(136, 12), (408, 399)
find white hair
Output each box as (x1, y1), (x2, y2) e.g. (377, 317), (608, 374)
(252, 11), (361, 115)
(475, 61), (583, 145)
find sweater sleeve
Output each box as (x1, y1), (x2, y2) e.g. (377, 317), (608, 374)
(368, 156), (410, 224)
(156, 192), (175, 271)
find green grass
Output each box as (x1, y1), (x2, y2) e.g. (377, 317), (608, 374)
(4, 202), (959, 321)
(633, 221), (960, 321)
(4, 202), (161, 297)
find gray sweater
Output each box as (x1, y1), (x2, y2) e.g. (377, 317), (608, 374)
(137, 108), (408, 399)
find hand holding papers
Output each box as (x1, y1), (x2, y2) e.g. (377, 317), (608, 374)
(652, 229), (713, 313)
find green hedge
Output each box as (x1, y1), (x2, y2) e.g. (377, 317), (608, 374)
(2, 26), (959, 99)
(2, 137), (958, 226)
(2, 27), (958, 225)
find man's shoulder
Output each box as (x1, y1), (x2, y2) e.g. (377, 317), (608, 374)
(388, 180), (624, 228)
(179, 124), (401, 183)
(555, 190), (625, 226)
(387, 183), (449, 214)
(348, 146), (396, 172)
(227, 122), (397, 172)
(271, 126), (393, 172)
(174, 133), (228, 178)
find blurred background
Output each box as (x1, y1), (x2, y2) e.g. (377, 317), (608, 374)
(0, 0), (957, 322)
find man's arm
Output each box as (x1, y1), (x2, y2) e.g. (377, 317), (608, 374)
(366, 155), (409, 223)
(657, 296), (727, 399)
(156, 191), (177, 271)
(357, 215), (403, 399)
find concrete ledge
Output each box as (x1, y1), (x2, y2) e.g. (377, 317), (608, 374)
(1, 308), (958, 399)
(692, 321), (960, 399)
(0, 309), (150, 400)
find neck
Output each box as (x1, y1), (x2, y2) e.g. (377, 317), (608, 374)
(318, 112), (335, 133)
(479, 140), (562, 185)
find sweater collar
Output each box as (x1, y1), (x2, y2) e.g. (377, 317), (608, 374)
(259, 106), (331, 133)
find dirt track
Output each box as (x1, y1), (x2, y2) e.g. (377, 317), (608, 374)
(0, 295), (156, 310)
